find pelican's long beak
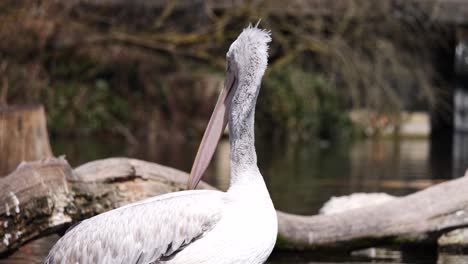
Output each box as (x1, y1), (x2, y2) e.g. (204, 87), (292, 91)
(188, 71), (236, 189)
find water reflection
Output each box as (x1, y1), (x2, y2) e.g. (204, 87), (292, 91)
(213, 139), (231, 191)
(0, 235), (59, 264)
(3, 237), (465, 264)
(453, 133), (468, 178)
(0, 137), (463, 263)
(259, 138), (452, 214)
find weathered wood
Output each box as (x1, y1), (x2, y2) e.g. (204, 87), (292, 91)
(0, 158), (71, 253)
(0, 157), (211, 255)
(439, 227), (468, 249)
(0, 105), (53, 176)
(1, 157), (468, 256)
(433, 0), (468, 25)
(278, 171), (468, 251)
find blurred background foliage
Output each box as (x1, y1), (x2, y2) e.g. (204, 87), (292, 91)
(0, 0), (453, 143)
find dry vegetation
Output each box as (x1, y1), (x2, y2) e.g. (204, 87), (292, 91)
(0, 0), (453, 141)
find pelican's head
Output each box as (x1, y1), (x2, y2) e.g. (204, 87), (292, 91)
(225, 25), (271, 100)
(188, 25), (271, 189)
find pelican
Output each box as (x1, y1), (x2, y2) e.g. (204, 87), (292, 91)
(45, 25), (277, 264)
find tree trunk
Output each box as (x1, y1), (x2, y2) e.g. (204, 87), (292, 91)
(0, 105), (53, 176)
(1, 157), (468, 256)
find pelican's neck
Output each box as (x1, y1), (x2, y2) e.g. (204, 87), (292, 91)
(228, 80), (261, 189)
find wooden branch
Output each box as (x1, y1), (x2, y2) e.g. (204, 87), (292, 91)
(278, 171), (468, 251)
(1, 157), (468, 256)
(0, 157), (212, 255)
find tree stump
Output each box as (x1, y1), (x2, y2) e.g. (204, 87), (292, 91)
(0, 105), (53, 176)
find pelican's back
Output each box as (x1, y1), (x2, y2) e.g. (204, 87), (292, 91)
(45, 190), (224, 264)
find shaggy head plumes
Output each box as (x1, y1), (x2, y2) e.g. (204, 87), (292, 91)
(227, 24), (271, 84)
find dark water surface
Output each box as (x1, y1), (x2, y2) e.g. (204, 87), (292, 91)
(2, 136), (468, 264)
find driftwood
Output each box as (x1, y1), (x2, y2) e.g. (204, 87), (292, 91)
(1, 157), (468, 256)
(0, 105), (53, 176)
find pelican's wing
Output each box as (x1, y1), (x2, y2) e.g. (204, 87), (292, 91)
(44, 190), (225, 264)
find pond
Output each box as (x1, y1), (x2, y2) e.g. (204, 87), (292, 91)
(1, 135), (468, 263)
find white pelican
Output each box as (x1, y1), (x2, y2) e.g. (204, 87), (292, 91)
(45, 25), (277, 264)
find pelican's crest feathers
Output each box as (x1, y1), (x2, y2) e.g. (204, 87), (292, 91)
(227, 24), (271, 78)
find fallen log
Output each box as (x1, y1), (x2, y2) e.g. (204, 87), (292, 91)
(277, 171), (468, 251)
(0, 157), (213, 255)
(1, 157), (468, 256)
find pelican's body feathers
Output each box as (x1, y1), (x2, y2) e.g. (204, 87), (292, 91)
(46, 175), (276, 264)
(45, 25), (277, 264)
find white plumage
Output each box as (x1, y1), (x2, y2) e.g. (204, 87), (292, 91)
(45, 25), (277, 264)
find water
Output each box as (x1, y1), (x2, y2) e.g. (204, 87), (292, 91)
(1, 136), (467, 263)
